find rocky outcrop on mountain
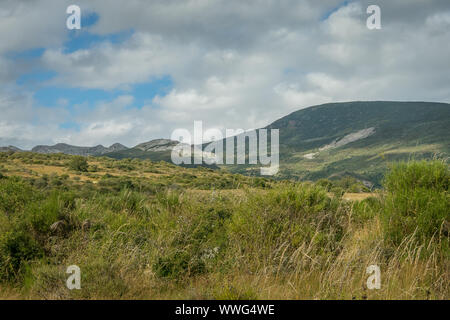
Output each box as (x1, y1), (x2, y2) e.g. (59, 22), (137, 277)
(134, 139), (180, 152)
(105, 143), (128, 153)
(0, 145), (23, 153)
(319, 127), (376, 151)
(31, 143), (128, 156)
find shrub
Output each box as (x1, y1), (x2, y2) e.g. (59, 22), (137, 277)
(382, 160), (450, 245)
(28, 191), (76, 235)
(317, 178), (333, 191)
(331, 186), (345, 198)
(0, 178), (36, 214)
(153, 250), (205, 279)
(68, 156), (88, 172)
(351, 196), (382, 224)
(33, 176), (48, 188)
(0, 229), (43, 281)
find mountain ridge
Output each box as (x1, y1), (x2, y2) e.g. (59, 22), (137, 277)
(0, 145), (23, 153)
(30, 143), (129, 156)
(1, 101), (449, 185)
(262, 101), (450, 183)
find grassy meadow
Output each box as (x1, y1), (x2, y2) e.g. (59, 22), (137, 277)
(0, 151), (448, 299)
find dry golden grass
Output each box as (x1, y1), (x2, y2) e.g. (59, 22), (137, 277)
(22, 215), (445, 300)
(342, 193), (378, 201)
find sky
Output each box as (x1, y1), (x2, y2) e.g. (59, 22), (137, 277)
(1, 0), (449, 149)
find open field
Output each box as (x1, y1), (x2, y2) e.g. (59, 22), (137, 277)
(0, 152), (448, 299)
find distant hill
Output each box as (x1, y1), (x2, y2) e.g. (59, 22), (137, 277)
(31, 143), (128, 156)
(104, 139), (219, 169)
(257, 101), (449, 184)
(104, 139), (179, 161)
(10, 139), (180, 161)
(0, 145), (22, 153)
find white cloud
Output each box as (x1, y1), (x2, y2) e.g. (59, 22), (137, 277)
(0, 0), (69, 54)
(41, 34), (179, 90)
(1, 0), (450, 148)
(322, 2), (365, 39)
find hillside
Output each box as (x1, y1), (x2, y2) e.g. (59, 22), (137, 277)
(226, 101), (450, 185)
(105, 101), (450, 186)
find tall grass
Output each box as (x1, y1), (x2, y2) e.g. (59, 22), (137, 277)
(0, 160), (448, 299)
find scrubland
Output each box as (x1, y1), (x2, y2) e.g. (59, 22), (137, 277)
(0, 152), (448, 299)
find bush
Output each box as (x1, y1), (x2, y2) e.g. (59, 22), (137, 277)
(351, 196), (382, 224)
(0, 229), (43, 281)
(0, 178), (36, 214)
(317, 178), (333, 191)
(382, 160), (450, 245)
(28, 191), (77, 235)
(68, 156), (88, 172)
(384, 160), (449, 193)
(153, 250), (205, 279)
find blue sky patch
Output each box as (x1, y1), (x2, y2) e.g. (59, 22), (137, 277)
(7, 47), (46, 60)
(321, 1), (351, 21)
(82, 11), (100, 28)
(59, 121), (81, 131)
(63, 29), (134, 53)
(17, 71), (57, 86)
(33, 75), (173, 110)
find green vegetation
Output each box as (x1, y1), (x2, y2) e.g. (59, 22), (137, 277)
(0, 152), (448, 299)
(68, 156), (89, 172)
(224, 101), (450, 186)
(382, 161), (449, 245)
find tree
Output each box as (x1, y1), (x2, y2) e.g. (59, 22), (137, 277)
(68, 156), (88, 172)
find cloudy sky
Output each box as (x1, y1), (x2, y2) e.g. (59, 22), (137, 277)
(1, 0), (449, 149)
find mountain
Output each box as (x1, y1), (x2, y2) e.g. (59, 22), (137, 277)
(105, 139), (221, 170)
(27, 139), (180, 161)
(31, 143), (128, 156)
(134, 139), (179, 152)
(6, 101), (449, 185)
(104, 101), (450, 185)
(262, 101), (450, 184)
(105, 139), (181, 162)
(107, 143), (129, 153)
(0, 145), (22, 153)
